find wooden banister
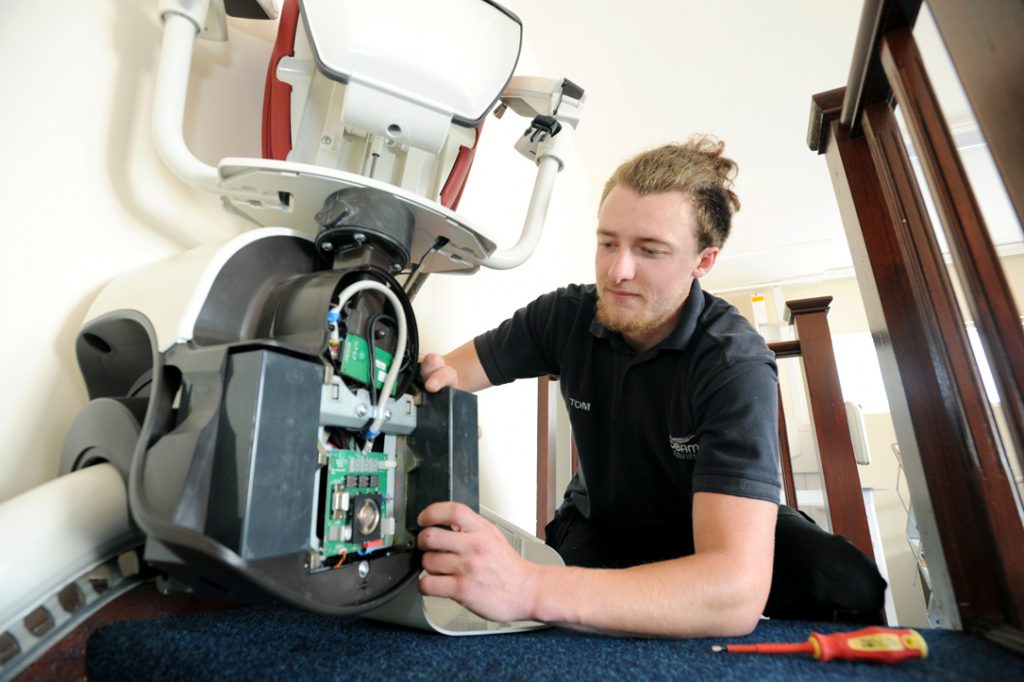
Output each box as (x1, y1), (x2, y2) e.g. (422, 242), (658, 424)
(784, 297), (873, 560)
(775, 384), (798, 509)
(536, 376), (558, 539)
(809, 0), (1024, 642)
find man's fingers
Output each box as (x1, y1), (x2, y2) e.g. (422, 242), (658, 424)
(419, 352), (456, 392)
(418, 574), (459, 600)
(419, 352), (442, 374)
(424, 368), (455, 393)
(417, 525), (470, 553)
(417, 501), (480, 532)
(420, 549), (461, 575)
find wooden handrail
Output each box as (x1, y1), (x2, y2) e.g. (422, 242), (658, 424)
(810, 1), (1024, 635)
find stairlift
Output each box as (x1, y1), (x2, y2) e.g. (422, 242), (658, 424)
(0, 0), (583, 674)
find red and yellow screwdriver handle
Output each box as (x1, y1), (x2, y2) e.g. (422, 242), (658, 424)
(719, 626), (928, 663)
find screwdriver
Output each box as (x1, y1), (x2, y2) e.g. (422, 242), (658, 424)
(711, 626), (928, 663)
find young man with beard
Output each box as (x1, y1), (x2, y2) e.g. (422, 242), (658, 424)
(414, 136), (886, 637)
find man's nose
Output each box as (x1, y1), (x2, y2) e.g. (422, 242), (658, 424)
(608, 250), (635, 283)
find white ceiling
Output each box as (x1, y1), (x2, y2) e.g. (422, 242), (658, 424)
(502, 0), (866, 291)
(499, 0), (1014, 292)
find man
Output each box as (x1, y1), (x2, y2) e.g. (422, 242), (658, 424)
(415, 136), (885, 637)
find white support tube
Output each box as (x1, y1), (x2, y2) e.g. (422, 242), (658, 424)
(153, 8), (221, 193)
(478, 94), (578, 271)
(479, 154), (561, 271)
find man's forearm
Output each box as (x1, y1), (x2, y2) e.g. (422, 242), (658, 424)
(442, 340), (492, 393)
(525, 551), (768, 638)
(527, 493), (778, 637)
(416, 488), (775, 637)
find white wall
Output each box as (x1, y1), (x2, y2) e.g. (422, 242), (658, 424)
(0, 2), (271, 502)
(0, 2), (593, 540)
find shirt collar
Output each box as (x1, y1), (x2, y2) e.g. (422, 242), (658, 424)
(589, 279), (706, 353)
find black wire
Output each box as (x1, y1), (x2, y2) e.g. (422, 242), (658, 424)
(366, 312), (401, 403)
(403, 236), (449, 287)
(376, 313), (412, 373)
(366, 313), (383, 406)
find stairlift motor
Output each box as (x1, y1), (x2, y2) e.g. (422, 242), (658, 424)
(1, 1), (584, 672)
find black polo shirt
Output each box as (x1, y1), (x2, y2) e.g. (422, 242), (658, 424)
(474, 280), (780, 555)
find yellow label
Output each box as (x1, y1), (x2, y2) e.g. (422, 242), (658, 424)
(849, 634), (903, 651)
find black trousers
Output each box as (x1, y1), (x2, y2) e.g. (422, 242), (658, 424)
(544, 504), (887, 623)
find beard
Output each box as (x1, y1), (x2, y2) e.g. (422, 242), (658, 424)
(595, 288), (681, 336)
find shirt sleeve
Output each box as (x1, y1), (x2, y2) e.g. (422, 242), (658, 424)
(690, 359), (781, 504)
(473, 287), (582, 386)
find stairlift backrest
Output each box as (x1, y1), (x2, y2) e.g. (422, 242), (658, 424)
(267, 0), (521, 203)
(156, 0), (581, 274)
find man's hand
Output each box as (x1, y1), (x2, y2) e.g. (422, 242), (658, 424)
(418, 342), (493, 394)
(419, 352), (459, 393)
(416, 502), (538, 623)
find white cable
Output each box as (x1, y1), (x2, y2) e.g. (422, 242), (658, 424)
(331, 280), (408, 451)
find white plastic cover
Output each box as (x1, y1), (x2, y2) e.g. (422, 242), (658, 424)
(363, 506), (562, 635)
(302, 0), (521, 143)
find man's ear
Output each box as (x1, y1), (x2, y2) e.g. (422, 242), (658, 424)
(692, 247), (719, 279)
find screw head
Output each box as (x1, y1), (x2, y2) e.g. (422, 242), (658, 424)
(358, 561), (370, 578)
(356, 404), (368, 418)
(321, 241), (333, 251)
(353, 233), (366, 244)
(321, 135), (332, 145)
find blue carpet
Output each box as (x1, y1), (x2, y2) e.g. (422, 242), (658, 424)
(86, 606), (1024, 681)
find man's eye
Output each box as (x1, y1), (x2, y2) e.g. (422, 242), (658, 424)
(641, 247), (666, 257)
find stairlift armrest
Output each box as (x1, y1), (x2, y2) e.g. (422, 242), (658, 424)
(479, 77), (584, 270)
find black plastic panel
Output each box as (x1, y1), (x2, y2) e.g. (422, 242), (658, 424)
(206, 349), (322, 561)
(225, 0), (274, 20)
(405, 388), (479, 528)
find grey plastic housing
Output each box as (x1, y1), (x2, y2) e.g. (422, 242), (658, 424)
(65, 233), (474, 615)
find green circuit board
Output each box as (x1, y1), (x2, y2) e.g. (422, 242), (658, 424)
(340, 333), (397, 396)
(321, 449), (391, 559)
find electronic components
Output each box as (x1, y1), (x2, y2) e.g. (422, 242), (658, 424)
(340, 332), (396, 396)
(312, 270), (414, 574)
(321, 273), (418, 453)
(320, 448), (396, 563)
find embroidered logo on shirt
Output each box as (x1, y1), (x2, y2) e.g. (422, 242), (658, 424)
(568, 397), (591, 412)
(670, 434), (699, 460)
